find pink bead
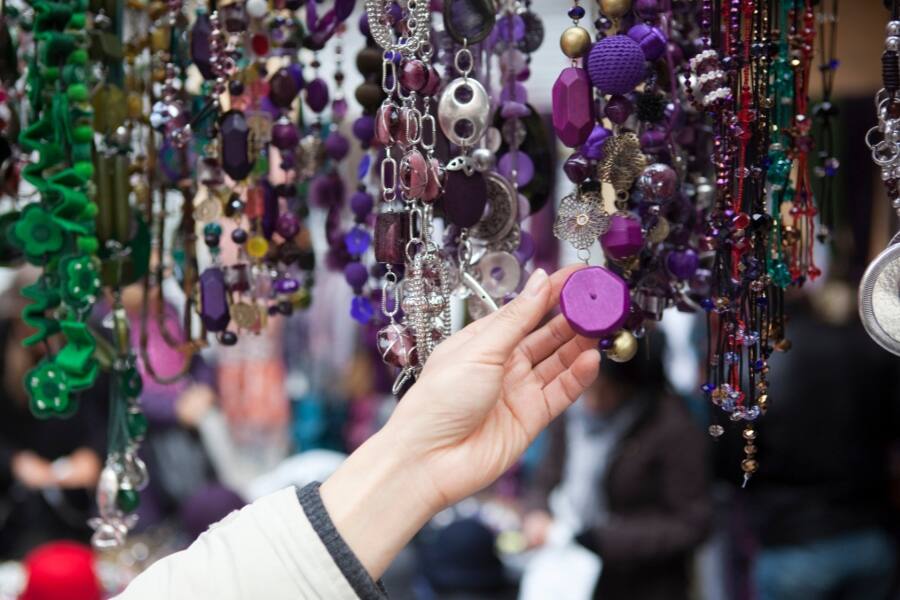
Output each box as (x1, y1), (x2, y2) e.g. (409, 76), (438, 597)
(377, 323), (418, 367)
(560, 266), (631, 338)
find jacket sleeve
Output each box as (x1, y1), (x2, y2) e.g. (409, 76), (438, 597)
(578, 413), (712, 562)
(116, 484), (386, 600)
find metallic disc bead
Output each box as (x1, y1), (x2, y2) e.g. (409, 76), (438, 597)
(600, 0), (632, 18)
(560, 26), (593, 59)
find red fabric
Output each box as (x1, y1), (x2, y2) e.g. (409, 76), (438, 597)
(19, 542), (101, 600)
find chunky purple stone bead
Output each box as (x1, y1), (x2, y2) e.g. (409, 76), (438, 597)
(374, 212), (409, 264)
(605, 94), (633, 124)
(563, 153), (591, 184)
(200, 267), (231, 332)
(559, 266), (631, 338)
(269, 68), (301, 108)
(666, 248), (700, 280)
(190, 13), (215, 80)
(627, 23), (667, 61)
(305, 78), (330, 113)
(220, 111), (254, 181)
(582, 125), (612, 160)
(587, 35), (646, 95)
(440, 170), (488, 228)
(601, 214), (644, 260)
(552, 67), (595, 148)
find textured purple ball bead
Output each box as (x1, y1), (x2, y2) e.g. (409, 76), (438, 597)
(587, 35), (647, 95)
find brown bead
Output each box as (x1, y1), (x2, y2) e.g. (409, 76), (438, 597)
(741, 459), (758, 474)
(150, 26), (169, 52)
(560, 26), (593, 59)
(356, 47), (383, 76)
(742, 428), (757, 441)
(355, 82), (384, 111)
(743, 444), (757, 455)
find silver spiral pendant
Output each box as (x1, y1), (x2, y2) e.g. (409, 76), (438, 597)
(859, 240), (900, 355)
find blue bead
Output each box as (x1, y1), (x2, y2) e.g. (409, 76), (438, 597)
(700, 298), (715, 311)
(701, 382), (714, 393)
(358, 155), (372, 181)
(350, 296), (375, 324)
(344, 226), (372, 255)
(568, 5), (585, 19)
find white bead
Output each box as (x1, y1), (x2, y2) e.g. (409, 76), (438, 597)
(246, 0), (268, 19)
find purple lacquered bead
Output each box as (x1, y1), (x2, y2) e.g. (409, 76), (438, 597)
(560, 266), (631, 338)
(640, 128), (668, 152)
(582, 125), (612, 160)
(352, 116), (375, 145)
(305, 78), (330, 113)
(634, 0), (661, 20)
(325, 132), (350, 161)
(274, 277), (300, 295)
(220, 110), (254, 181)
(440, 170), (488, 228)
(627, 23), (667, 61)
(200, 267), (231, 332)
(271, 118), (300, 150)
(563, 153), (591, 184)
(552, 67), (594, 148)
(605, 94), (633, 124)
(344, 262), (369, 289)
(276, 212), (301, 239)
(666, 248), (700, 280)
(269, 68), (300, 108)
(601, 214), (643, 260)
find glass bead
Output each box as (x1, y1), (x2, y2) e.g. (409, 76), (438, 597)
(568, 5), (586, 20)
(350, 296), (375, 324)
(246, 236), (269, 258)
(116, 488), (140, 513)
(345, 226), (372, 256)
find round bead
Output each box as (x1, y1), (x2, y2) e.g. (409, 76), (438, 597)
(559, 266), (631, 338)
(116, 487), (140, 513)
(246, 236), (269, 258)
(606, 330), (638, 362)
(560, 26), (593, 58)
(246, 0), (267, 18)
(344, 262), (368, 289)
(276, 212), (301, 239)
(231, 228), (248, 244)
(587, 35), (646, 95)
(219, 331), (238, 346)
(600, 0), (632, 18)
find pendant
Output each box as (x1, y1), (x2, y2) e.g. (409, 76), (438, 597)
(859, 239), (900, 355)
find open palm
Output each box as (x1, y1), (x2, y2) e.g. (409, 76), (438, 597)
(389, 265), (600, 508)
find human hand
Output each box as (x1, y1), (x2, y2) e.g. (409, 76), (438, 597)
(11, 451), (54, 489)
(523, 510), (554, 548)
(175, 384), (216, 428)
(321, 266), (599, 578)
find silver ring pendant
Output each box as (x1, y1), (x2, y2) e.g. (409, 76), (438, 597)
(859, 240), (900, 356)
(438, 77), (490, 147)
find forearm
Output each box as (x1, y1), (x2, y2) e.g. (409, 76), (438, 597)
(319, 420), (442, 580)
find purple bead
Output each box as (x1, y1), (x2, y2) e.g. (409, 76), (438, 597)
(634, 0), (661, 20)
(350, 295), (375, 324)
(261, 181), (278, 239)
(271, 118), (300, 150)
(345, 226), (372, 255)
(640, 129), (668, 152)
(374, 211), (408, 264)
(515, 231), (535, 263)
(627, 23), (667, 61)
(440, 171), (488, 228)
(500, 81), (528, 105)
(500, 101), (530, 119)
(377, 323), (418, 368)
(559, 266), (631, 338)
(357, 155), (372, 181)
(332, 98), (349, 121)
(582, 125), (612, 160)
(190, 13), (214, 80)
(310, 173), (344, 208)
(274, 277), (300, 294)
(666, 248), (699, 280)
(399, 59), (428, 92)
(220, 111), (253, 181)
(601, 214), (643, 260)
(552, 67), (594, 148)
(269, 68), (300, 108)
(358, 12), (370, 36)
(335, 0), (355, 21)
(587, 35), (646, 95)
(605, 94), (633, 124)
(325, 132), (350, 161)
(637, 163), (678, 201)
(445, 0), (495, 43)
(305, 78), (330, 113)
(352, 116), (375, 146)
(350, 191), (374, 219)
(495, 14), (526, 42)
(199, 267), (230, 332)
(563, 153), (591, 184)
(497, 151), (534, 187)
(276, 212), (301, 239)
(344, 262), (369, 289)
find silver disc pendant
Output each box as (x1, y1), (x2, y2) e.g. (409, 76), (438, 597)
(469, 171), (518, 244)
(438, 77), (490, 147)
(859, 241), (900, 355)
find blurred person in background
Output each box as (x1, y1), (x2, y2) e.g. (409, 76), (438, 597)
(0, 269), (105, 557)
(522, 332), (711, 600)
(714, 279), (900, 600)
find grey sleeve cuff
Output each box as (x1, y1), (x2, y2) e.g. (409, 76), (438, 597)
(296, 482), (389, 600)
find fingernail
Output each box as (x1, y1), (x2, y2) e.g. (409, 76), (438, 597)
(523, 268), (548, 297)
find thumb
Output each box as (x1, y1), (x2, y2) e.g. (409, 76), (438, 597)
(472, 269), (551, 363)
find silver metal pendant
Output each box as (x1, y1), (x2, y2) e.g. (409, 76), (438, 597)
(475, 251), (522, 298)
(469, 171), (518, 244)
(860, 240), (900, 355)
(438, 77), (490, 148)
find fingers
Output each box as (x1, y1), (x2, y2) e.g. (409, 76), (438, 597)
(518, 313), (578, 366)
(469, 269), (551, 363)
(541, 348), (601, 419)
(530, 332), (597, 385)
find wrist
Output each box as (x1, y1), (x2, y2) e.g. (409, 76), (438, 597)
(320, 423), (441, 580)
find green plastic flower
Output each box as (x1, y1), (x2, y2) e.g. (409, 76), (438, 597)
(11, 203), (64, 263)
(59, 254), (101, 310)
(26, 360), (71, 417)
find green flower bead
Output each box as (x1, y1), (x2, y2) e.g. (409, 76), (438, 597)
(59, 254), (101, 310)
(67, 83), (88, 103)
(116, 487), (141, 513)
(126, 410), (149, 440)
(25, 361), (70, 417)
(77, 235), (99, 254)
(11, 204), (64, 263)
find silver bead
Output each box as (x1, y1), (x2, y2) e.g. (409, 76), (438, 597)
(887, 36), (900, 52)
(471, 147), (495, 172)
(888, 21), (900, 36)
(892, 198), (900, 209)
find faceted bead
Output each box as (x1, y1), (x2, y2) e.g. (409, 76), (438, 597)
(200, 267), (230, 332)
(117, 488), (140, 513)
(220, 111), (254, 181)
(126, 411), (148, 439)
(627, 23), (667, 61)
(440, 170), (487, 228)
(345, 226), (372, 255)
(552, 67), (595, 148)
(400, 60), (428, 92)
(190, 12), (214, 80)
(374, 212), (409, 264)
(601, 214), (643, 260)
(444, 0), (496, 44)
(559, 266), (631, 338)
(605, 94), (633, 124)
(350, 296), (375, 324)
(305, 78), (329, 113)
(564, 153), (591, 184)
(269, 67), (300, 108)
(377, 323), (418, 368)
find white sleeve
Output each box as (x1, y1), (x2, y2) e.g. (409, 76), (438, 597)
(114, 487), (360, 600)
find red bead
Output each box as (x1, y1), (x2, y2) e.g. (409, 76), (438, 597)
(732, 212), (749, 230)
(251, 34), (269, 56)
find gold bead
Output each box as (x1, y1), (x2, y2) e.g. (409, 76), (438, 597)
(150, 26), (169, 52)
(126, 93), (143, 121)
(600, 0), (632, 19)
(741, 458), (758, 474)
(560, 26), (593, 59)
(743, 444), (757, 455)
(606, 330), (638, 363)
(647, 216), (670, 243)
(774, 338), (792, 352)
(742, 428), (757, 441)
(757, 394), (768, 414)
